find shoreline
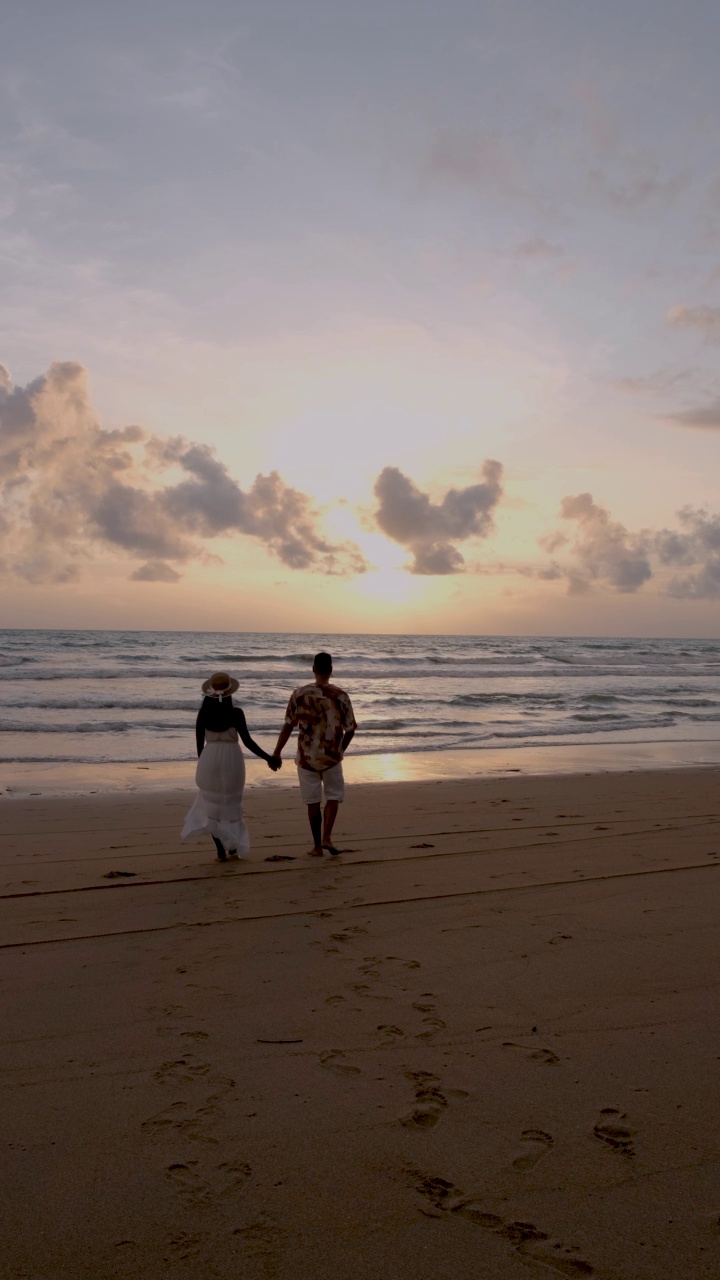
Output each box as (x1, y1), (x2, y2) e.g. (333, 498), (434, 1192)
(4, 734), (720, 798)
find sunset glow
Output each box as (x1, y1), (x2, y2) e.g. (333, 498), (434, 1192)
(3, 2), (720, 634)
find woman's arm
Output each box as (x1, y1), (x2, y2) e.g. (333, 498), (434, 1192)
(272, 691), (296, 759)
(234, 707), (278, 766)
(195, 708), (205, 758)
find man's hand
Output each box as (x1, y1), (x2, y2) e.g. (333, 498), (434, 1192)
(267, 755), (283, 772)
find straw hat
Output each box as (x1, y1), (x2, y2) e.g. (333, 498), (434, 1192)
(201, 671), (240, 698)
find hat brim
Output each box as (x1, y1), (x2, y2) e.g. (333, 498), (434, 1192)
(201, 677), (240, 696)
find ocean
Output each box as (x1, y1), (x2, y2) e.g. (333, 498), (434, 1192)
(2, 631), (720, 777)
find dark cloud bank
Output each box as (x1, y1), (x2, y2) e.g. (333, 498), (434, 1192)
(3, 361), (720, 598)
(0, 361), (507, 586)
(548, 493), (720, 599)
(373, 460), (503, 574)
(0, 361), (367, 584)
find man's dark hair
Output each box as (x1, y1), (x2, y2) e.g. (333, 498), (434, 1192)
(313, 651), (333, 675)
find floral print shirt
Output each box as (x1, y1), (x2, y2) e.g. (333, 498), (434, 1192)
(284, 681), (357, 771)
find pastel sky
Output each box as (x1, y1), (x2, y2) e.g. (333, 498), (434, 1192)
(3, 0), (720, 634)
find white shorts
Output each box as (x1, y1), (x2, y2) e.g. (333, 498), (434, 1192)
(297, 762), (345, 805)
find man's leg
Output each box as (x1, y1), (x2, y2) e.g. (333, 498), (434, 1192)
(321, 764), (345, 854)
(307, 803), (323, 856)
(298, 767), (324, 856)
(322, 800), (339, 847)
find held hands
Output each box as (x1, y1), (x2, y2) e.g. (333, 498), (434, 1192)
(267, 754), (283, 772)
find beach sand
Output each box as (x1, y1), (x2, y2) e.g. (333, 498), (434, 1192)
(1, 768), (719, 1279)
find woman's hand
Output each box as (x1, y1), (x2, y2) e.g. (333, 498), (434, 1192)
(267, 755), (282, 772)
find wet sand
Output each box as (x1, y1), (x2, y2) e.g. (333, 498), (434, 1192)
(1, 769), (720, 1278)
(5, 733), (720, 798)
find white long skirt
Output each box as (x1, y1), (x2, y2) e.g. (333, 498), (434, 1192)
(181, 734), (250, 854)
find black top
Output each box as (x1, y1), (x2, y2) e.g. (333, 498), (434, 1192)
(195, 696), (271, 762)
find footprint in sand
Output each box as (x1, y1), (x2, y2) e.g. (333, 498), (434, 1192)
(319, 1050), (361, 1075)
(512, 1129), (554, 1170)
(327, 924), (368, 944)
(350, 980), (390, 1001)
(141, 1100), (189, 1137)
(165, 1230), (205, 1261)
(400, 1071), (448, 1129)
(153, 1058), (211, 1085)
(141, 1075), (234, 1146)
(165, 1159), (251, 1203)
(417, 1015), (447, 1042)
(503, 1041), (559, 1065)
(517, 1241), (594, 1276)
(377, 1024), (405, 1041)
(410, 995), (447, 1041)
(165, 1161), (207, 1198)
(593, 1108), (635, 1156)
(216, 1160), (252, 1194)
(414, 1175), (594, 1275)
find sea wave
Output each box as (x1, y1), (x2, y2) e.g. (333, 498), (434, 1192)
(5, 662), (720, 683)
(216, 652), (316, 663)
(3, 629), (720, 771)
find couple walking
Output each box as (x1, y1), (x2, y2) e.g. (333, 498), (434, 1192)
(181, 652), (356, 861)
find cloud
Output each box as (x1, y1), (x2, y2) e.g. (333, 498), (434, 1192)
(373, 461), (503, 574)
(422, 129), (526, 198)
(471, 558), (564, 582)
(131, 560), (182, 582)
(610, 369), (693, 396)
(513, 238), (565, 262)
(609, 367), (720, 427)
(541, 495), (720, 600)
(656, 507), (720, 599)
(695, 175), (720, 251)
(589, 162), (688, 213)
(151, 438), (369, 573)
(411, 542), (466, 575)
(664, 398), (720, 429)
(0, 361), (367, 584)
(537, 529), (569, 554)
(667, 305), (720, 343)
(555, 493), (653, 593)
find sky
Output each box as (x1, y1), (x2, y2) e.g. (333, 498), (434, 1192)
(2, 0), (720, 635)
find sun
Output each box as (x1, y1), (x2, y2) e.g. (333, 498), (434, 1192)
(353, 533), (419, 604)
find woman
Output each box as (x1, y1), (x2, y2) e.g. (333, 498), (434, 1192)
(181, 671), (280, 861)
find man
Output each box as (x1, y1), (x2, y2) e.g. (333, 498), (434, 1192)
(273, 651), (356, 857)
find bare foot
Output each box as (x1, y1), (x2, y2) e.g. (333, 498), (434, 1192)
(307, 847), (324, 857)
